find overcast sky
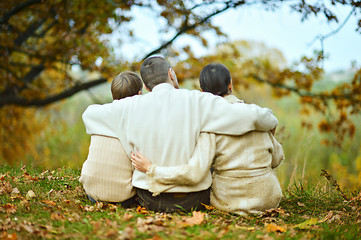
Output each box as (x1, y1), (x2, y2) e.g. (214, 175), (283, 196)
(109, 4), (361, 73)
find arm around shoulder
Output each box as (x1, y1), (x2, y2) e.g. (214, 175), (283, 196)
(82, 103), (118, 138)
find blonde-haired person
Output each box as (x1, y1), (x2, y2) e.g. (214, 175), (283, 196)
(80, 71), (142, 207)
(131, 64), (284, 215)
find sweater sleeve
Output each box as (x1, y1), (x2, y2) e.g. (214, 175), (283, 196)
(198, 92), (278, 135)
(268, 132), (285, 169)
(146, 133), (216, 195)
(82, 103), (119, 138)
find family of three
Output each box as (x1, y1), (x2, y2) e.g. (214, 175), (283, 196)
(80, 56), (284, 215)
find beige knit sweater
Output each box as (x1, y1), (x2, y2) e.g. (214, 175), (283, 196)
(79, 135), (135, 202)
(145, 95), (284, 215)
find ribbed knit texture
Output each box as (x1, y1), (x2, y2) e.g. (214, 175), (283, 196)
(79, 135), (135, 202)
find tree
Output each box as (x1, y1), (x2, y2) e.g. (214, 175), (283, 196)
(1, 0), (361, 162)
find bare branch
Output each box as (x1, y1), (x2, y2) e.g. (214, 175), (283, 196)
(22, 64), (45, 83)
(0, 0), (42, 24)
(250, 74), (358, 103)
(142, 1), (246, 60)
(0, 78), (108, 107)
(309, 7), (356, 60)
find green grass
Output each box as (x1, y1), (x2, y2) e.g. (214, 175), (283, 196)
(1, 164), (360, 239)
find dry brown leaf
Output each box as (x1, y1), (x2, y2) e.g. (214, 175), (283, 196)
(120, 226), (136, 239)
(84, 205), (94, 212)
(147, 235), (162, 240)
(182, 211), (205, 227)
(136, 206), (149, 214)
(201, 203), (216, 210)
(256, 234), (274, 240)
(23, 172), (38, 181)
(20, 223), (35, 234)
(123, 212), (134, 221)
(0, 203), (17, 214)
(0, 232), (18, 240)
(41, 200), (56, 207)
(265, 223), (286, 233)
(297, 202), (305, 207)
(0, 181), (12, 195)
(319, 211), (333, 223)
(262, 208), (285, 217)
(51, 211), (65, 220)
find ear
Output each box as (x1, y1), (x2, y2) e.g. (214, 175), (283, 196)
(228, 79), (233, 93)
(138, 90), (142, 95)
(168, 68), (179, 89)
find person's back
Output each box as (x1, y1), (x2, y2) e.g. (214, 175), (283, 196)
(80, 71), (142, 204)
(83, 57), (278, 193)
(211, 97), (283, 214)
(129, 63), (284, 214)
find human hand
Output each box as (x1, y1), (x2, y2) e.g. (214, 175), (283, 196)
(131, 152), (152, 173)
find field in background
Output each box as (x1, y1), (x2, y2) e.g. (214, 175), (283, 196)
(26, 70), (361, 191)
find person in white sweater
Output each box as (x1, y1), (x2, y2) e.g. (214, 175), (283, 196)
(82, 57), (279, 212)
(79, 71), (143, 206)
(131, 63), (284, 215)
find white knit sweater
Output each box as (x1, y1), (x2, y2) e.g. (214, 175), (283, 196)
(79, 135), (135, 202)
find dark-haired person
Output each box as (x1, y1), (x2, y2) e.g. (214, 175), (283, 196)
(82, 57), (279, 212)
(79, 72), (143, 207)
(131, 63), (284, 215)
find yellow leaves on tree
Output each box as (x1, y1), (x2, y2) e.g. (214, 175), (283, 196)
(175, 41), (361, 146)
(0, 106), (47, 163)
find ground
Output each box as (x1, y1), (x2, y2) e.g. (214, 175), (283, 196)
(0, 165), (360, 239)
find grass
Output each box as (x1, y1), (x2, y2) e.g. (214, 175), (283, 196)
(1, 164), (360, 239)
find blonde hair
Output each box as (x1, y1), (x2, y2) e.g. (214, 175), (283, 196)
(111, 71), (143, 100)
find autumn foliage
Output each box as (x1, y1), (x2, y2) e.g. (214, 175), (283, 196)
(1, 1), (361, 163)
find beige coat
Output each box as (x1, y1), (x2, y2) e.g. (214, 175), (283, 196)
(82, 83), (278, 193)
(79, 135), (135, 202)
(146, 95), (284, 214)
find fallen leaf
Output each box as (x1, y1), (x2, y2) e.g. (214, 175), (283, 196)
(297, 202), (305, 207)
(136, 217), (164, 233)
(11, 188), (20, 195)
(261, 208), (285, 217)
(136, 205), (149, 214)
(147, 235), (162, 240)
(123, 212), (134, 221)
(84, 205), (94, 212)
(20, 223), (35, 234)
(120, 226), (135, 239)
(293, 218), (318, 229)
(26, 190), (36, 199)
(0, 232), (17, 240)
(182, 211), (205, 227)
(23, 172), (38, 181)
(0, 181), (12, 195)
(0, 203), (17, 214)
(265, 223), (286, 233)
(41, 200), (57, 207)
(51, 211), (65, 220)
(201, 203), (216, 210)
(235, 226), (256, 231)
(256, 234), (274, 240)
(319, 211), (333, 223)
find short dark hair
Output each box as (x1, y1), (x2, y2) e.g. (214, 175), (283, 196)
(111, 71), (143, 100)
(199, 63), (231, 96)
(140, 56), (171, 90)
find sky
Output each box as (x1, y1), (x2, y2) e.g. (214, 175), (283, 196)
(108, 4), (361, 73)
